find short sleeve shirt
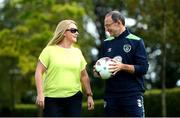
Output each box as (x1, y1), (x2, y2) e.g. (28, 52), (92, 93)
(39, 45), (87, 97)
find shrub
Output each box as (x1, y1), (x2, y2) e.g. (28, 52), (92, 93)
(2, 88), (180, 117)
(144, 88), (180, 117)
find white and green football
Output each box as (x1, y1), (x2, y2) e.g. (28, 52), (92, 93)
(95, 57), (114, 79)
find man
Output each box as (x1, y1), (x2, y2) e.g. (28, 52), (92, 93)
(95, 10), (149, 117)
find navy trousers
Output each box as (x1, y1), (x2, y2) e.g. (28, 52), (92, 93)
(104, 94), (145, 117)
(43, 91), (83, 117)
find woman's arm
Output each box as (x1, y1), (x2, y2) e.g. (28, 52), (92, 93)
(35, 61), (46, 108)
(80, 69), (94, 110)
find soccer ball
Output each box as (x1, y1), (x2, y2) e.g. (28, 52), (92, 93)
(95, 57), (114, 79)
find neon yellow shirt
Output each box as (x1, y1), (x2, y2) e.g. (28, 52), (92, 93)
(39, 45), (87, 97)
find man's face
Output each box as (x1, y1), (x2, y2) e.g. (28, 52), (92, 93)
(104, 16), (118, 37)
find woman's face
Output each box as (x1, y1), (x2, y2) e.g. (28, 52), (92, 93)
(64, 23), (79, 43)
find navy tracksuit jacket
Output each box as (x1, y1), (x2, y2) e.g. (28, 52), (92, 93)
(100, 28), (149, 98)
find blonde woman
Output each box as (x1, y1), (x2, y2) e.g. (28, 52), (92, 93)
(35, 20), (94, 117)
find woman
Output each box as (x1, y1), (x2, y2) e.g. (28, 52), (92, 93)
(35, 20), (94, 117)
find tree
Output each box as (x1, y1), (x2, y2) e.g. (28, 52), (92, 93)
(91, 0), (180, 89)
(0, 0), (96, 111)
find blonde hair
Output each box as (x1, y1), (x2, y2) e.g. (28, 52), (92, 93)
(47, 20), (77, 45)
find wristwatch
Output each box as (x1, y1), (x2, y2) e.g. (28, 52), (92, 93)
(87, 92), (93, 97)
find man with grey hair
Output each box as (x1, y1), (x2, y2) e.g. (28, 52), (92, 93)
(95, 10), (149, 117)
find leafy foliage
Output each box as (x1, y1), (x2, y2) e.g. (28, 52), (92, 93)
(0, 0), (180, 115)
(0, 0), (96, 109)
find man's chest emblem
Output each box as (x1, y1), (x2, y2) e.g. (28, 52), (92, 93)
(123, 44), (131, 53)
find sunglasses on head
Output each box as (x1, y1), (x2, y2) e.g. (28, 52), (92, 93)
(66, 28), (79, 33)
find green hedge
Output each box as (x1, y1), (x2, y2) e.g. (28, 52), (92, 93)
(13, 100), (104, 117)
(4, 88), (180, 117)
(14, 104), (38, 117)
(82, 99), (104, 117)
(144, 88), (180, 117)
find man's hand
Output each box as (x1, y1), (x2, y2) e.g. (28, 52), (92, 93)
(93, 65), (101, 78)
(108, 59), (123, 75)
(109, 59), (135, 74)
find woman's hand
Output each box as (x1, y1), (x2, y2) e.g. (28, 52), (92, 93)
(36, 94), (45, 109)
(87, 96), (94, 110)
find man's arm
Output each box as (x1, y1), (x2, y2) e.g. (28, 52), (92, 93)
(109, 39), (148, 75)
